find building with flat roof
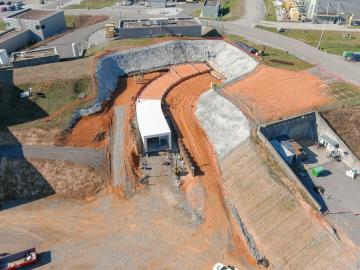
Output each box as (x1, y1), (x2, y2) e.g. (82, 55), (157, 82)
(0, 28), (32, 53)
(304, 0), (360, 23)
(118, 17), (202, 39)
(4, 8), (66, 41)
(201, 0), (220, 18)
(11, 47), (59, 67)
(136, 99), (172, 153)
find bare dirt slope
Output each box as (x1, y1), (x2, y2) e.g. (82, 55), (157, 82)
(224, 65), (331, 122)
(0, 157), (103, 200)
(220, 139), (357, 269)
(166, 74), (257, 268)
(322, 105), (360, 159)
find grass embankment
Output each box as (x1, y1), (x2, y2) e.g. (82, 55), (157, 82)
(219, 0), (245, 21)
(195, 0), (244, 20)
(0, 20), (7, 31)
(259, 26), (360, 55)
(0, 77), (93, 129)
(227, 34), (314, 71)
(67, 0), (117, 9)
(263, 0), (276, 21)
(65, 15), (108, 30)
(85, 38), (160, 56)
(321, 82), (360, 110)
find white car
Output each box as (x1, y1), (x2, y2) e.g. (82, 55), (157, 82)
(212, 263), (238, 270)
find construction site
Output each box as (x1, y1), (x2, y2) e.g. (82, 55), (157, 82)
(1, 35), (360, 269)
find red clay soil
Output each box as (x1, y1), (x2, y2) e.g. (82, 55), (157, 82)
(139, 63), (210, 100)
(165, 73), (258, 269)
(66, 72), (161, 148)
(224, 65), (331, 122)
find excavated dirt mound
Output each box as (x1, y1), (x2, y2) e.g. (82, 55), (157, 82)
(74, 15), (109, 29)
(224, 65), (331, 122)
(66, 72), (161, 148)
(322, 105), (360, 158)
(0, 157), (103, 200)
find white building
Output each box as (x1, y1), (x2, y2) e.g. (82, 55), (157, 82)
(304, 0), (360, 23)
(136, 99), (172, 153)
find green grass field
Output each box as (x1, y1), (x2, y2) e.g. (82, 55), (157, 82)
(263, 0), (276, 21)
(259, 26), (360, 55)
(219, 0), (245, 21)
(85, 38), (159, 56)
(0, 20), (7, 31)
(67, 0), (117, 9)
(65, 15), (75, 29)
(0, 77), (93, 129)
(227, 34), (314, 71)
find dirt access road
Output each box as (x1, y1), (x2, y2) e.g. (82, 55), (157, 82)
(166, 73), (257, 269)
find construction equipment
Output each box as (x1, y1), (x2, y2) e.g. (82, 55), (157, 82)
(0, 248), (37, 270)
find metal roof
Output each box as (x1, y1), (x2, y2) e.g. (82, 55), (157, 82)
(136, 99), (171, 139)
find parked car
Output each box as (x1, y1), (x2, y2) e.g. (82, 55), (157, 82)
(8, 4), (15, 10)
(0, 5), (8, 11)
(213, 263), (238, 270)
(0, 1), (5, 5)
(6, 1), (12, 5)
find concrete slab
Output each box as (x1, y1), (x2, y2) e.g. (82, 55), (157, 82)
(112, 106), (126, 187)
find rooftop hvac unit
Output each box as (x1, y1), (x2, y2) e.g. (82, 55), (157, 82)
(0, 49), (9, 65)
(149, 18), (169, 25)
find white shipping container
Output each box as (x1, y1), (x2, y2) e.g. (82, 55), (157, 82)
(0, 49), (9, 65)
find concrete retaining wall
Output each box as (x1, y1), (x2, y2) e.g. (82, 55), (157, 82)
(258, 111), (360, 211)
(69, 39), (257, 127)
(259, 112), (318, 141)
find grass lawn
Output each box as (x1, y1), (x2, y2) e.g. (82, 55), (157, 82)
(67, 0), (117, 9)
(263, 0), (276, 21)
(191, 9), (201, 17)
(227, 34), (314, 71)
(323, 82), (360, 108)
(65, 15), (75, 29)
(219, 0), (245, 21)
(0, 20), (7, 31)
(259, 26), (360, 55)
(85, 38), (162, 56)
(0, 77), (93, 129)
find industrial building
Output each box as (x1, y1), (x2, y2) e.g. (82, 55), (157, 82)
(284, 0), (360, 23)
(0, 28), (32, 53)
(11, 47), (59, 67)
(201, 0), (220, 18)
(304, 0), (360, 23)
(118, 17), (202, 39)
(150, 0), (167, 8)
(136, 99), (172, 153)
(4, 9), (66, 41)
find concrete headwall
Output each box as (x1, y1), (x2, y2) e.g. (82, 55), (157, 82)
(259, 112), (318, 141)
(69, 39), (257, 127)
(118, 25), (202, 39)
(0, 29), (32, 53)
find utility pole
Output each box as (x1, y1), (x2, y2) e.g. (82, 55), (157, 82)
(266, 0), (271, 17)
(317, 1), (329, 50)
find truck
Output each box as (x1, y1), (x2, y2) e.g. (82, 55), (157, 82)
(343, 51), (360, 62)
(0, 248), (37, 270)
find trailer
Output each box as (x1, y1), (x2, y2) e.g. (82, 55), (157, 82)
(0, 248), (37, 270)
(343, 51), (360, 62)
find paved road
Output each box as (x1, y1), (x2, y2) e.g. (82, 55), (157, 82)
(0, 145), (108, 174)
(258, 20), (360, 32)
